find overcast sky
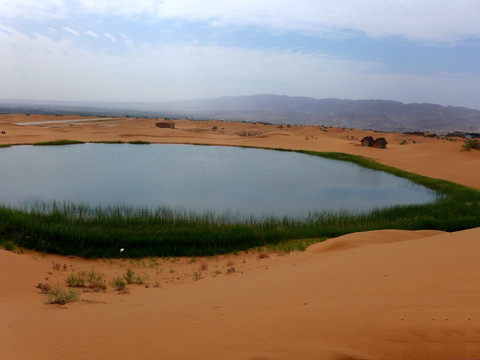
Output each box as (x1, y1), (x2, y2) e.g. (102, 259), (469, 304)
(1, 0), (479, 109)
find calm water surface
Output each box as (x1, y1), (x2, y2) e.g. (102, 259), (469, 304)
(0, 144), (437, 217)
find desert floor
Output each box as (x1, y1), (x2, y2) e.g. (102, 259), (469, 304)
(1, 114), (479, 359)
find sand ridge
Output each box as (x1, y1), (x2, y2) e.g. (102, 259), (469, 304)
(308, 229), (446, 253)
(1, 114), (480, 359)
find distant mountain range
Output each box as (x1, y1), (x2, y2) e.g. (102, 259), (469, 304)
(156, 95), (480, 134)
(2, 95), (480, 134)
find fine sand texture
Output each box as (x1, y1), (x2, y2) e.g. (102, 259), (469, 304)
(1, 114), (480, 359)
(1, 229), (480, 359)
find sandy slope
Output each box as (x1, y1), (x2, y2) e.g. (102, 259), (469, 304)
(1, 228), (480, 359)
(1, 114), (480, 359)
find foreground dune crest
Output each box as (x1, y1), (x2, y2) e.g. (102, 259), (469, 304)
(308, 229), (446, 253)
(1, 228), (480, 359)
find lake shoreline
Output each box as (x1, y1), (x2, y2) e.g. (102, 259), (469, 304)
(1, 113), (479, 190)
(1, 113), (480, 359)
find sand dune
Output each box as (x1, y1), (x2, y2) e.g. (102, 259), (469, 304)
(308, 229), (446, 253)
(1, 228), (480, 359)
(1, 114), (480, 359)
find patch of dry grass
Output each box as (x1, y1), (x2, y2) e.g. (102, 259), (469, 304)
(45, 283), (81, 304)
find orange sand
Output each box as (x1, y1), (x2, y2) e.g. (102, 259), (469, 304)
(1, 114), (479, 359)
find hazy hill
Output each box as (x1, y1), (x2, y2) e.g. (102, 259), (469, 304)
(158, 95), (480, 134)
(2, 95), (480, 134)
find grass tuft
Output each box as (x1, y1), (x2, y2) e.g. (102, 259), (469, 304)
(0, 238), (16, 251)
(464, 139), (480, 151)
(124, 268), (135, 283)
(111, 277), (126, 291)
(86, 269), (105, 290)
(66, 272), (86, 287)
(45, 283), (81, 304)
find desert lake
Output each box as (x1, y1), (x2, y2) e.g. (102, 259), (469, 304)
(0, 144), (437, 217)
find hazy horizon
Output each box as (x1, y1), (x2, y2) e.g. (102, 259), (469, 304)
(2, 94), (479, 113)
(1, 1), (479, 109)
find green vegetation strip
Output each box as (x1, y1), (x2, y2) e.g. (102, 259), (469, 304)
(93, 140), (151, 145)
(1, 140), (152, 146)
(128, 140), (151, 144)
(33, 140), (85, 146)
(1, 149), (479, 258)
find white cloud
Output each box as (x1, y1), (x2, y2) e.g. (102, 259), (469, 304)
(0, 0), (68, 20)
(158, 0), (480, 43)
(1, 0), (480, 43)
(86, 30), (98, 37)
(104, 32), (116, 42)
(75, 0), (159, 17)
(1, 27), (479, 108)
(120, 33), (134, 49)
(61, 26), (80, 36)
(0, 24), (72, 54)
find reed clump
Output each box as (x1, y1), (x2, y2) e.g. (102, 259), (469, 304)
(0, 191), (479, 258)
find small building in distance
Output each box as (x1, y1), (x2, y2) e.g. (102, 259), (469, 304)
(466, 133), (480, 139)
(360, 136), (388, 149)
(360, 136), (374, 147)
(372, 137), (388, 149)
(446, 131), (480, 139)
(155, 121), (175, 129)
